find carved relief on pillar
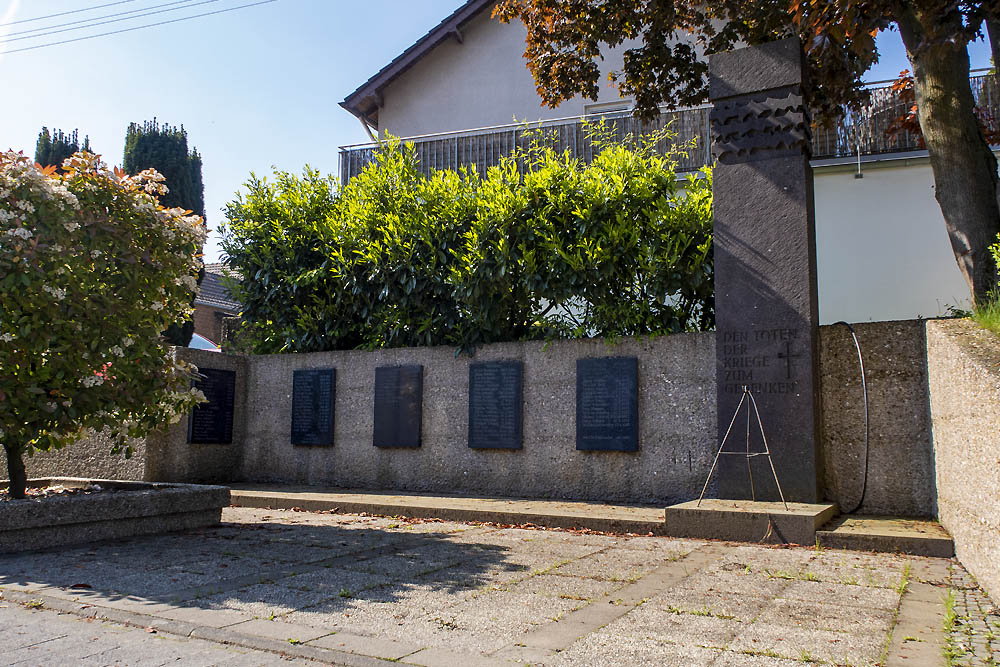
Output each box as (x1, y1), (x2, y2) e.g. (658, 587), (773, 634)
(710, 86), (812, 164)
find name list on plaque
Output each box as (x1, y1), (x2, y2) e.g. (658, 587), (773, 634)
(468, 361), (523, 449)
(373, 365), (423, 448)
(188, 368), (236, 444)
(291, 368), (336, 446)
(576, 357), (638, 451)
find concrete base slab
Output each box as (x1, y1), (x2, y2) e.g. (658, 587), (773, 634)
(664, 499), (838, 545)
(816, 515), (954, 557)
(230, 485), (666, 535)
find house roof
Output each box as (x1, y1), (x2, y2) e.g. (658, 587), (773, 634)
(196, 262), (240, 313)
(340, 0), (496, 131)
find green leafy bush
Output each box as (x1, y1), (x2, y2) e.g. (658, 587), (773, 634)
(221, 127), (713, 353)
(972, 234), (1000, 336)
(0, 151), (205, 498)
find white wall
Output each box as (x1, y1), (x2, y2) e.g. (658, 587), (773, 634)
(379, 11), (638, 137)
(814, 159), (971, 324)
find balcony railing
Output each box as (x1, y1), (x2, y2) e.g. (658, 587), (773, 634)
(339, 72), (998, 186)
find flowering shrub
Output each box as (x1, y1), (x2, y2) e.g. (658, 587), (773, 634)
(0, 151), (206, 498)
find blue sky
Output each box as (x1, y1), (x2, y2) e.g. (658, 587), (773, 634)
(1, 1), (992, 263)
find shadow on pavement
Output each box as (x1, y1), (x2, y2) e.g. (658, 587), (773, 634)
(0, 511), (524, 621)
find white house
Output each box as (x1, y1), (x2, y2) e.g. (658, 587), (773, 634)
(340, 0), (991, 324)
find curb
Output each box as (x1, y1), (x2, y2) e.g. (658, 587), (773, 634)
(1, 588), (398, 667)
(230, 490), (667, 535)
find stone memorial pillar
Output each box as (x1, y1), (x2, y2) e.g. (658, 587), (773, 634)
(710, 38), (821, 503)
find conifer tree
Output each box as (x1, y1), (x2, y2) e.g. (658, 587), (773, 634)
(34, 127), (92, 168)
(123, 118), (207, 346)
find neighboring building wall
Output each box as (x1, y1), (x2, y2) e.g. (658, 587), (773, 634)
(193, 304), (229, 345)
(378, 10), (639, 138)
(926, 318), (1000, 602)
(814, 158), (973, 324)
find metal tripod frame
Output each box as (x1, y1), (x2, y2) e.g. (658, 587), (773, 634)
(698, 385), (789, 511)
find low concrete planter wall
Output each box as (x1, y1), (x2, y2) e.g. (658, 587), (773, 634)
(926, 319), (1000, 602)
(0, 478), (230, 553)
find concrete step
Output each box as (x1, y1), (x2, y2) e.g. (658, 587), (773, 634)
(229, 485), (667, 535)
(816, 515), (954, 557)
(663, 499), (839, 545)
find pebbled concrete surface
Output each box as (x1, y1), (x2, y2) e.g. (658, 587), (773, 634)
(0, 506), (997, 666)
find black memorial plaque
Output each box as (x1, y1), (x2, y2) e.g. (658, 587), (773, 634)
(710, 37), (821, 502)
(576, 357), (638, 451)
(188, 368), (236, 444)
(373, 365), (423, 448)
(291, 369), (336, 446)
(468, 361), (523, 449)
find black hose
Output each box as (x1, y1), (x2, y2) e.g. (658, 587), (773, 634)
(834, 321), (869, 515)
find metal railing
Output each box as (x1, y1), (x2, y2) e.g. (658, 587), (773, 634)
(339, 73), (998, 185)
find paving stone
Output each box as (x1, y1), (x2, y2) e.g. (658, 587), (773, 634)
(156, 605), (254, 628)
(275, 566), (391, 594)
(670, 570), (790, 600)
(778, 578), (901, 611)
(506, 573), (623, 599)
(403, 646), (510, 667)
(309, 630), (423, 660)
(226, 617), (330, 642)
(550, 547), (672, 581)
(709, 651), (804, 666)
(730, 622), (885, 665)
(705, 545), (816, 576)
(0, 602), (314, 665)
(599, 607), (745, 649)
(6, 506), (992, 666)
(550, 634), (723, 666)
(643, 588), (769, 623)
(754, 597), (896, 634)
(194, 582), (339, 618)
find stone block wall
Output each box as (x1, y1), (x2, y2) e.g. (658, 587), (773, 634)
(818, 320), (935, 516)
(143, 348), (248, 484)
(926, 319), (1000, 601)
(14, 320), (972, 520)
(9, 348), (246, 485)
(240, 334), (718, 505)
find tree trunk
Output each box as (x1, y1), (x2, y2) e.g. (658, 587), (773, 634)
(986, 18), (999, 72)
(897, 7), (1000, 304)
(3, 444), (27, 500)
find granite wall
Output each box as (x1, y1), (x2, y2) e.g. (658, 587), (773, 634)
(240, 334), (718, 505)
(926, 319), (1000, 601)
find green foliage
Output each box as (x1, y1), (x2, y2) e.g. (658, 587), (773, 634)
(0, 151), (206, 497)
(123, 119), (206, 346)
(221, 125), (713, 354)
(972, 235), (1000, 337)
(123, 119), (205, 218)
(34, 127), (92, 169)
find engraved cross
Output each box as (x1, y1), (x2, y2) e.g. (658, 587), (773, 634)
(776, 340), (801, 379)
